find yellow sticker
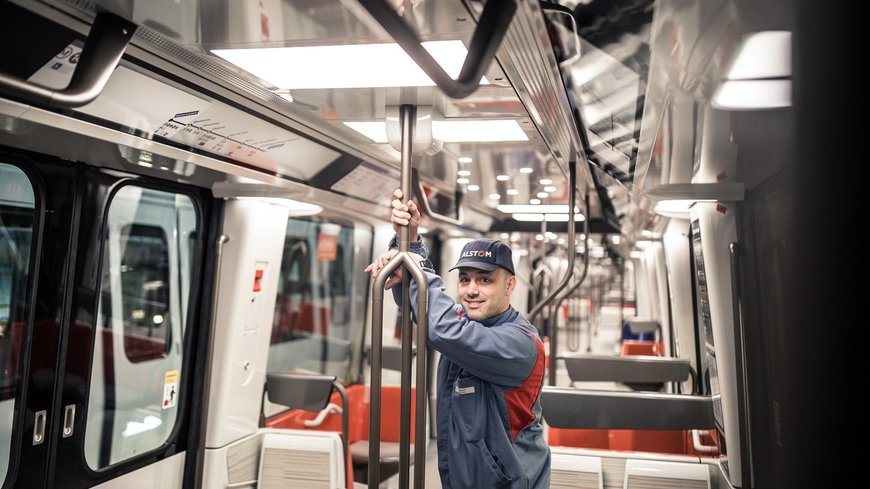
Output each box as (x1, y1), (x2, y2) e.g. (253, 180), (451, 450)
(163, 370), (180, 409)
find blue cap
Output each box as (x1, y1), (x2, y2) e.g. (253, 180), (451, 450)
(450, 238), (515, 275)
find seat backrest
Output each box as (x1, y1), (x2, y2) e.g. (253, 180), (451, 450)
(258, 430), (345, 489)
(374, 385), (416, 442)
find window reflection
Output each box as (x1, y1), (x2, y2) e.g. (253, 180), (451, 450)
(265, 217), (372, 416)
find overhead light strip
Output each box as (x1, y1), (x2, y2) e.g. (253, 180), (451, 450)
(344, 120), (528, 143)
(212, 40), (487, 90)
(512, 213), (586, 222)
(498, 204), (580, 213)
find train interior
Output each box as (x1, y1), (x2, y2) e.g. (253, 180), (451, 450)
(0, 0), (857, 488)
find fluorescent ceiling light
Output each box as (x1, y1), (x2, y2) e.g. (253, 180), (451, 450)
(712, 31), (791, 110)
(235, 197), (322, 216)
(212, 40), (487, 90)
(512, 213), (586, 222)
(344, 120), (528, 143)
(498, 205), (580, 213)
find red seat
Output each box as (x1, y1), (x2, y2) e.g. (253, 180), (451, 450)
(547, 427), (609, 449)
(266, 383), (418, 488)
(295, 302), (330, 335)
(620, 340), (664, 356)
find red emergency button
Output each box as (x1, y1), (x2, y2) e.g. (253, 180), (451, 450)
(253, 269), (264, 292)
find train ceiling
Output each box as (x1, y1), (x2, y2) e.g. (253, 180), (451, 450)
(1, 0), (663, 247)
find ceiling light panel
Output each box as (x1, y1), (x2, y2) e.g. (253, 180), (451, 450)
(212, 40), (486, 90)
(344, 120), (528, 143)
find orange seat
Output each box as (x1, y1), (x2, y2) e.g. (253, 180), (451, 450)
(295, 302), (330, 335)
(266, 383), (418, 488)
(620, 340), (664, 356)
(591, 340), (714, 456)
(547, 427), (609, 449)
(609, 429), (687, 454)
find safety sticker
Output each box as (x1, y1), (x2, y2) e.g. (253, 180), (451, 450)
(163, 370), (180, 409)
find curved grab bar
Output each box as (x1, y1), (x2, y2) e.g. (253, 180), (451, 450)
(412, 169), (463, 226)
(692, 429), (718, 453)
(332, 381), (350, 477)
(529, 159), (578, 323)
(560, 264), (584, 353)
(530, 264), (553, 309)
(546, 191), (589, 384)
(553, 194), (590, 308)
(357, 0), (517, 99)
(0, 11), (135, 108)
(302, 403), (342, 427)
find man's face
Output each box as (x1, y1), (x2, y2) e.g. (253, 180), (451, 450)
(457, 267), (516, 321)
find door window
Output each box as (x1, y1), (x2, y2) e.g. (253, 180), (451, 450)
(84, 185), (197, 469)
(0, 163), (35, 482)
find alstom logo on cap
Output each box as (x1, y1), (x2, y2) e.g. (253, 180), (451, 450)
(461, 250), (493, 258)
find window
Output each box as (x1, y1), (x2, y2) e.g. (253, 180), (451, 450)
(264, 217), (372, 416)
(84, 186), (198, 469)
(118, 224), (171, 362)
(0, 163), (35, 483)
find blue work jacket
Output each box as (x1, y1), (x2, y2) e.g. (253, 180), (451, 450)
(390, 255), (550, 489)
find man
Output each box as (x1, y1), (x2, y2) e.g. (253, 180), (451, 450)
(365, 189), (550, 489)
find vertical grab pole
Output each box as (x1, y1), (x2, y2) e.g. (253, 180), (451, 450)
(397, 104), (415, 489)
(413, 264), (429, 489)
(369, 105), (430, 489)
(369, 272), (385, 487)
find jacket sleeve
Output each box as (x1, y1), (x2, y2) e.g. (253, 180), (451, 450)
(393, 267), (538, 387)
(387, 233), (428, 258)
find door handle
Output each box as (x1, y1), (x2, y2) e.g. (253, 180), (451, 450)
(63, 404), (76, 438)
(33, 410), (47, 445)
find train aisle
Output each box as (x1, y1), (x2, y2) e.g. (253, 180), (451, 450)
(376, 438), (442, 489)
(553, 308), (625, 388)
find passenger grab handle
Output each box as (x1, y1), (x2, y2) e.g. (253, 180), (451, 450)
(369, 251), (429, 489)
(369, 104), (430, 489)
(357, 0), (517, 99)
(0, 11), (135, 108)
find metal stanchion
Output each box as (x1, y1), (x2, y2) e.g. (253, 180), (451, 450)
(369, 105), (430, 489)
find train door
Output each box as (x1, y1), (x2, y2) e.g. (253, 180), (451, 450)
(0, 150), (208, 488)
